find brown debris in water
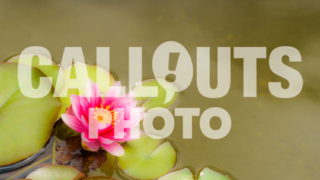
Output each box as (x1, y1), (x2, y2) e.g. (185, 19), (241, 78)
(55, 136), (107, 173)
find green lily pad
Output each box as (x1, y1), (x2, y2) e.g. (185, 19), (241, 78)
(132, 79), (179, 110)
(6, 54), (65, 93)
(158, 168), (194, 180)
(118, 134), (177, 179)
(197, 167), (232, 180)
(26, 165), (86, 180)
(82, 177), (115, 180)
(0, 63), (61, 166)
(59, 63), (115, 113)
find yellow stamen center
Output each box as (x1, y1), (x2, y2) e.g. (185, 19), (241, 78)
(93, 105), (118, 125)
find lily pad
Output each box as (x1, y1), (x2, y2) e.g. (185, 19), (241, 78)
(82, 176), (115, 180)
(26, 165), (86, 180)
(0, 63), (61, 166)
(59, 63), (115, 113)
(118, 134), (177, 179)
(6, 54), (65, 93)
(158, 168), (194, 180)
(197, 167), (232, 180)
(132, 79), (179, 110)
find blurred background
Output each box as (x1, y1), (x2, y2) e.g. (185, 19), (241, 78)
(0, 0), (320, 179)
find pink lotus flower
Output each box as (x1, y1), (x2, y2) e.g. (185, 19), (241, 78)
(61, 81), (145, 156)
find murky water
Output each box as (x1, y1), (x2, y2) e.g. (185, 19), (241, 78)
(1, 0), (320, 179)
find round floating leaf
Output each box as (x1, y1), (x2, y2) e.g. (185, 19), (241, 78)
(132, 79), (179, 110)
(118, 134), (177, 179)
(82, 176), (115, 180)
(26, 165), (86, 180)
(59, 63), (115, 113)
(198, 167), (232, 180)
(0, 63), (61, 166)
(7, 54), (65, 93)
(158, 168), (194, 180)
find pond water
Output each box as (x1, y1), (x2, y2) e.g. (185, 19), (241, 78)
(0, 0), (320, 179)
